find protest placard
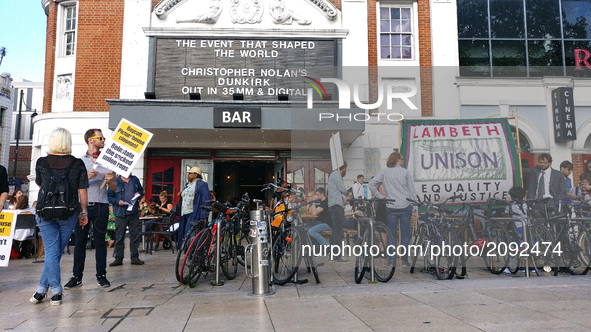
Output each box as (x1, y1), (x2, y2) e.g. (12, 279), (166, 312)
(96, 119), (153, 178)
(329, 132), (344, 171)
(0, 211), (16, 267)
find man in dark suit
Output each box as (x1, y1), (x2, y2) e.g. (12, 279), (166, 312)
(525, 153), (566, 217)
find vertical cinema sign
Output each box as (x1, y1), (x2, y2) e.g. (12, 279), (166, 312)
(552, 87), (577, 142)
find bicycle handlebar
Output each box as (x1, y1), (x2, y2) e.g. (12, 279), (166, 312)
(261, 182), (303, 194)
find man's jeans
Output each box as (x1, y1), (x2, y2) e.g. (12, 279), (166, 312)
(308, 222), (332, 246)
(114, 213), (141, 260)
(73, 203), (109, 279)
(386, 205), (413, 262)
(37, 214), (78, 295)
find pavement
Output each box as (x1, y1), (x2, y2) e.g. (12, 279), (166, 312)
(1, 242), (590, 332)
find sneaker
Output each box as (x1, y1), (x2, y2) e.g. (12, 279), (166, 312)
(401, 260), (410, 267)
(30, 292), (45, 304)
(109, 260), (123, 267)
(50, 294), (62, 305)
(333, 257), (350, 263)
(64, 276), (82, 289)
(97, 275), (111, 288)
(130, 258), (145, 265)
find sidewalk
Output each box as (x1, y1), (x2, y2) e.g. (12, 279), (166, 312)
(1, 245), (590, 331)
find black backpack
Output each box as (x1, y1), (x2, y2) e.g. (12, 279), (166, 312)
(36, 158), (78, 221)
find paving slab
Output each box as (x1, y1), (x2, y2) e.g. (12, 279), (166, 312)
(1, 244), (590, 331)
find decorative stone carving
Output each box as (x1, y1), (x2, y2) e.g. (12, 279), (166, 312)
(229, 0), (263, 24)
(56, 75), (72, 100)
(177, 0), (223, 24)
(155, 0), (189, 19)
(269, 0), (311, 25)
(304, 0), (338, 21)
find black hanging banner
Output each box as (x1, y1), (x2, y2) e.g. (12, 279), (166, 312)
(551, 87), (577, 142)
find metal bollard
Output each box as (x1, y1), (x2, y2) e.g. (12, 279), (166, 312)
(245, 208), (274, 296)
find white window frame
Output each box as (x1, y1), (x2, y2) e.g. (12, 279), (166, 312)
(61, 3), (78, 57)
(378, 2), (416, 61)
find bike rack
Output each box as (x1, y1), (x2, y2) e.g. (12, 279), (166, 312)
(245, 200), (274, 296)
(489, 217), (532, 277)
(211, 216), (224, 286)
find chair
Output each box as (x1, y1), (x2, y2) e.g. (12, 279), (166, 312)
(142, 210), (178, 254)
(14, 214), (41, 262)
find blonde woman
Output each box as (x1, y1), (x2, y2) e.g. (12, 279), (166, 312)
(30, 128), (88, 305)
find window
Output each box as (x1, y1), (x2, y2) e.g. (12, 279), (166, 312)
(151, 167), (175, 198)
(458, 0), (591, 77)
(379, 6), (413, 59)
(64, 5), (77, 56)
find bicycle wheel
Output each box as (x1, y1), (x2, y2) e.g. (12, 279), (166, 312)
(410, 224), (426, 274)
(529, 223), (557, 276)
(187, 230), (211, 287)
(435, 227), (457, 280)
(236, 226), (250, 267)
(180, 229), (207, 285)
(484, 222), (510, 275)
(505, 225), (521, 274)
(373, 222), (396, 283)
(175, 226), (201, 282)
(220, 229), (238, 280)
(354, 235), (367, 284)
(566, 223), (591, 275)
(272, 226), (302, 285)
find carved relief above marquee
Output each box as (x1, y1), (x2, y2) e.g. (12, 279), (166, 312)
(230, 0), (263, 24)
(154, 0), (337, 23)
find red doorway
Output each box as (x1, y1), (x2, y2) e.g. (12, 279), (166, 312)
(146, 158), (182, 204)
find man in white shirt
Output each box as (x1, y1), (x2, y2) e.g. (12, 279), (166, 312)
(526, 153), (566, 217)
(352, 174), (364, 199)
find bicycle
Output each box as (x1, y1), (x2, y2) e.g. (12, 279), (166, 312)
(220, 193), (251, 279)
(262, 183), (321, 285)
(529, 198), (591, 276)
(349, 198), (397, 284)
(407, 195), (461, 280)
(175, 218), (205, 283)
(453, 201), (511, 277)
(181, 201), (232, 287)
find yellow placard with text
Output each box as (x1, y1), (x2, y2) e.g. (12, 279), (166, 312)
(0, 212), (15, 236)
(112, 120), (149, 154)
(0, 211), (16, 267)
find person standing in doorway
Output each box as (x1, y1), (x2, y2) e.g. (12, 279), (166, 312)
(177, 167), (210, 247)
(65, 129), (116, 290)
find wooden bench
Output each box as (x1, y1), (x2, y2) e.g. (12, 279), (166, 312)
(320, 228), (358, 245)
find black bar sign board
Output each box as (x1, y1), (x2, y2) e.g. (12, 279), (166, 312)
(552, 87), (577, 142)
(214, 108), (261, 128)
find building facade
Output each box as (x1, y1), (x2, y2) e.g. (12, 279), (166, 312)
(32, 0), (591, 203)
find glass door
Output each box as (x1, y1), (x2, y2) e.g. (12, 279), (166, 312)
(181, 159), (214, 191)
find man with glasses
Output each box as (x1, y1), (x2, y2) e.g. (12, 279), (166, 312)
(65, 129), (116, 289)
(525, 153), (566, 218)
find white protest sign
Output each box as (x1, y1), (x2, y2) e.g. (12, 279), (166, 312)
(329, 132), (344, 171)
(96, 119), (153, 178)
(0, 211), (17, 267)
